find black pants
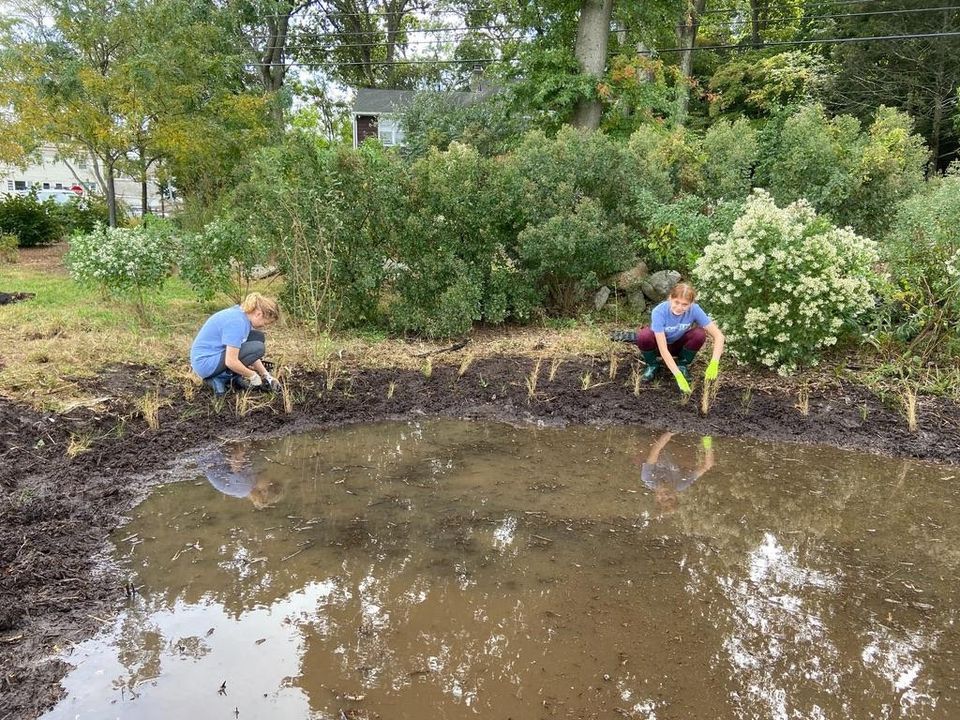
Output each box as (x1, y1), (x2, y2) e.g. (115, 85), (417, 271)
(204, 330), (266, 380)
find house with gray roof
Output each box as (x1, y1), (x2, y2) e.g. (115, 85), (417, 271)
(351, 82), (499, 148)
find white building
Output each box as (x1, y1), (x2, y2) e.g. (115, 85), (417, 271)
(0, 145), (166, 215)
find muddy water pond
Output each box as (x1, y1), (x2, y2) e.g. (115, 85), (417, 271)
(44, 420), (960, 720)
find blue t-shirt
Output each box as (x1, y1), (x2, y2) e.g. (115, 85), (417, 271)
(197, 448), (255, 498)
(190, 305), (252, 379)
(650, 301), (712, 344)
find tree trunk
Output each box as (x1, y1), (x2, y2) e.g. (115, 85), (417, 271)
(261, 10), (292, 126)
(749, 0), (762, 46)
(141, 176), (149, 216)
(676, 0), (707, 124)
(88, 152), (118, 227)
(570, 0), (614, 131)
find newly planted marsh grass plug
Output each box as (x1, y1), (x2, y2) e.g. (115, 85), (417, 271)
(611, 282), (725, 395)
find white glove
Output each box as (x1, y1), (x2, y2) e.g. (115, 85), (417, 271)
(244, 373), (263, 388)
(263, 371), (281, 392)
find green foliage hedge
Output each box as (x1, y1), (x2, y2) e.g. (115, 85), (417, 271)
(215, 103), (937, 353)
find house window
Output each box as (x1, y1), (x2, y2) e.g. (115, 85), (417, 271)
(14, 180), (26, 191)
(378, 117), (405, 147)
(5, 180), (12, 191)
(55, 182), (63, 189)
(42, 182), (50, 189)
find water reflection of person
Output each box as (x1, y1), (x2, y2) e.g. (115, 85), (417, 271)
(640, 431), (715, 513)
(198, 444), (284, 510)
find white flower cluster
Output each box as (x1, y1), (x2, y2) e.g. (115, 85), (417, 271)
(67, 223), (174, 295)
(693, 189), (879, 373)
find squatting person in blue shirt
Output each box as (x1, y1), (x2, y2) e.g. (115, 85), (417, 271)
(612, 282), (725, 393)
(190, 292), (282, 396)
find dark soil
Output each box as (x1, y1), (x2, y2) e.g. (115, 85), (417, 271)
(2, 356), (959, 719)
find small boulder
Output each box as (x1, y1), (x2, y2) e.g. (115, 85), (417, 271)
(594, 285), (611, 311)
(627, 291), (646, 312)
(606, 262), (650, 292)
(642, 270), (681, 302)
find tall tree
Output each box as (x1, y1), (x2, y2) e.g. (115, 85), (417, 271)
(570, 0), (614, 129)
(675, 0), (707, 122)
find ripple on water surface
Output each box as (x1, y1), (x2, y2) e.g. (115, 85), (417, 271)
(43, 420), (960, 720)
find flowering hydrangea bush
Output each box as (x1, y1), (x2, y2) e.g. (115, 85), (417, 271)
(67, 222), (175, 304)
(693, 189), (879, 372)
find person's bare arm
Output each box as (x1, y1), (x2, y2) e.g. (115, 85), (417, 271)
(224, 346), (258, 380)
(705, 322), (725, 362)
(647, 431), (674, 464)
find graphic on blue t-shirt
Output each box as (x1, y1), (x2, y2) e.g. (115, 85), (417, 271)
(650, 301), (711, 344)
(190, 305), (252, 379)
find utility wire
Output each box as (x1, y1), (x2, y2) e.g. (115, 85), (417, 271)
(698, 0), (909, 15)
(241, 29), (960, 68)
(643, 28), (960, 53)
(243, 5), (958, 49)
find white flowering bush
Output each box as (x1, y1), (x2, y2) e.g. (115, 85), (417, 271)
(67, 222), (175, 310)
(693, 189), (879, 372)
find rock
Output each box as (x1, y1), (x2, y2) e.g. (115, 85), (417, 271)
(594, 285), (611, 310)
(627, 291), (646, 312)
(642, 270), (681, 301)
(606, 262), (650, 292)
(247, 264), (280, 281)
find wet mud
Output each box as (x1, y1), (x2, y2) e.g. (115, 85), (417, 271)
(2, 356), (959, 719)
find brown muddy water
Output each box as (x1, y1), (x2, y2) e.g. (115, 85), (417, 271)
(42, 420), (960, 720)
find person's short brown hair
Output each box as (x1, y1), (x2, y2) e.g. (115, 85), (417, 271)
(669, 282), (697, 302)
(240, 292), (280, 323)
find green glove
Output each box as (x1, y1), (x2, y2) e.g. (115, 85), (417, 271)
(705, 358), (720, 381)
(702, 435), (713, 451)
(674, 371), (691, 394)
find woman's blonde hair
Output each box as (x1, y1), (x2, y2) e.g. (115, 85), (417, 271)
(669, 282), (697, 302)
(240, 292), (280, 322)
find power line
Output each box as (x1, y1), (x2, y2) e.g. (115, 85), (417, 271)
(698, 0), (907, 15)
(243, 5), (959, 51)
(240, 29), (960, 68)
(643, 28), (960, 53)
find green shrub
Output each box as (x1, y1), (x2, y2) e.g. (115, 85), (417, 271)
(0, 192), (61, 247)
(517, 198), (631, 315)
(179, 217), (270, 302)
(636, 195), (743, 275)
(694, 190), (879, 373)
(66, 222), (176, 314)
(400, 89), (525, 159)
(48, 196), (115, 235)
(757, 104), (926, 238)
(701, 118), (758, 200)
(883, 172), (960, 351)
(390, 143), (523, 336)
(233, 136), (407, 329)
(0, 232), (19, 263)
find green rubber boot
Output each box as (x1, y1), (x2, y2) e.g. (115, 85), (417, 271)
(641, 350), (662, 381)
(676, 347), (698, 382)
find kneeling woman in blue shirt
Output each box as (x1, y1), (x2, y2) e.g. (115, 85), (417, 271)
(615, 282), (725, 393)
(190, 292), (281, 395)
